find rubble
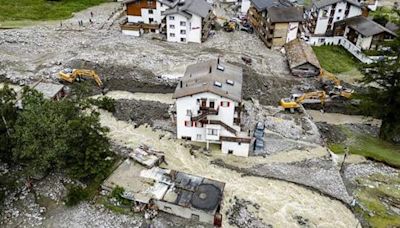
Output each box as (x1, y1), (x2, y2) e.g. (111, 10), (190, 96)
(226, 197), (273, 228)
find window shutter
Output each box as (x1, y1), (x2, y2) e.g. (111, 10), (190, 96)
(227, 102), (230, 107)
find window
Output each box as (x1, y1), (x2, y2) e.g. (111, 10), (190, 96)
(170, 33), (175, 37)
(228, 150), (233, 154)
(181, 38), (186, 42)
(169, 24), (175, 29)
(196, 134), (202, 140)
(186, 109), (192, 116)
(336, 17), (340, 20)
(207, 129), (218, 136)
(148, 9), (153, 14)
(149, 18), (154, 23)
(338, 9), (342, 12)
(220, 101), (230, 107)
(209, 101), (215, 108)
(169, 16), (175, 20)
(185, 121), (192, 127)
(180, 29), (186, 35)
(180, 21), (186, 26)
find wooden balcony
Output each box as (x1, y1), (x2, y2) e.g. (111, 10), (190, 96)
(120, 22), (159, 31)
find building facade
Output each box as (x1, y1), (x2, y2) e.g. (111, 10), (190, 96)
(304, 0), (364, 36)
(334, 15), (397, 50)
(163, 0), (213, 44)
(121, 0), (213, 44)
(173, 60), (252, 157)
(248, 0), (303, 48)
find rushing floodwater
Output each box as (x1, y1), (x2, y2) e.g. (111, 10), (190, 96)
(97, 97), (359, 227)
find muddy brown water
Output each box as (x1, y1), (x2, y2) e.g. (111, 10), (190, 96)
(96, 91), (359, 227)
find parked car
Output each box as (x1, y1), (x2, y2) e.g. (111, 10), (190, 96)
(254, 138), (265, 151)
(254, 122), (265, 139)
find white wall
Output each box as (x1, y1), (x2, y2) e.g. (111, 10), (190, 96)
(187, 15), (202, 43)
(166, 14), (203, 44)
(221, 141), (250, 157)
(175, 92), (236, 141)
(122, 29), (141, 36)
(166, 14), (189, 43)
(356, 35), (373, 50)
(286, 22), (299, 43)
(155, 200), (215, 224)
(313, 3), (362, 34)
(241, 0), (251, 15)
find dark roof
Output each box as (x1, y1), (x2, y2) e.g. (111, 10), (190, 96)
(190, 184), (222, 211)
(313, 0), (361, 9)
(162, 0), (211, 18)
(285, 39), (321, 69)
(250, 0), (292, 11)
(268, 6), (304, 22)
(386, 22), (400, 33)
(173, 60), (243, 102)
(336, 16), (398, 37)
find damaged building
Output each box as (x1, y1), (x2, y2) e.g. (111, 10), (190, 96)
(102, 159), (225, 226)
(120, 0), (213, 43)
(284, 39), (321, 77)
(173, 59), (252, 157)
(248, 0), (303, 48)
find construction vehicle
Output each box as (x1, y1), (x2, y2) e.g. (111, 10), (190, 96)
(319, 70), (353, 99)
(280, 91), (326, 113)
(59, 68), (104, 88)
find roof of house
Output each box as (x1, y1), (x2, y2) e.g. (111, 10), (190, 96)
(250, 0), (293, 11)
(313, 0), (361, 9)
(173, 60), (243, 102)
(285, 39), (321, 70)
(103, 159), (225, 214)
(32, 82), (65, 99)
(385, 22), (400, 33)
(268, 6), (304, 23)
(162, 0), (212, 18)
(337, 15), (398, 37)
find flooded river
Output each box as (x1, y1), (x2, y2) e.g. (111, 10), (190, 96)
(98, 109), (359, 227)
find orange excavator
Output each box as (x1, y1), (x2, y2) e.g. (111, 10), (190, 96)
(59, 68), (104, 88)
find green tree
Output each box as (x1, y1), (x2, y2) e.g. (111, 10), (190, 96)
(358, 9), (400, 143)
(11, 88), (114, 179)
(0, 85), (17, 161)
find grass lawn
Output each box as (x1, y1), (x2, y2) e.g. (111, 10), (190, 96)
(329, 126), (400, 168)
(312, 45), (361, 74)
(355, 174), (400, 228)
(0, 0), (106, 22)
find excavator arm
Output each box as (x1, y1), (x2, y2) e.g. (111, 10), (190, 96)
(59, 69), (104, 88)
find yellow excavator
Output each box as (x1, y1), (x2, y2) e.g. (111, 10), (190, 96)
(59, 68), (104, 88)
(280, 91), (327, 113)
(319, 70), (353, 99)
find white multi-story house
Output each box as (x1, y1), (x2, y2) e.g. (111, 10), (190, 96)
(163, 0), (213, 43)
(304, 0), (364, 36)
(173, 60), (252, 157)
(121, 0), (213, 43)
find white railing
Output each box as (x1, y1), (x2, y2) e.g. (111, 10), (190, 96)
(307, 36), (375, 64)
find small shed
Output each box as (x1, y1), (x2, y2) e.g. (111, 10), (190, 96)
(284, 39), (321, 77)
(33, 82), (67, 100)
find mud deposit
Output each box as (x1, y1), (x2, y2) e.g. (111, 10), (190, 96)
(113, 99), (171, 127)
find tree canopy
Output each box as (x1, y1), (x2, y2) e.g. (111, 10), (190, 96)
(358, 10), (400, 143)
(0, 85), (114, 180)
